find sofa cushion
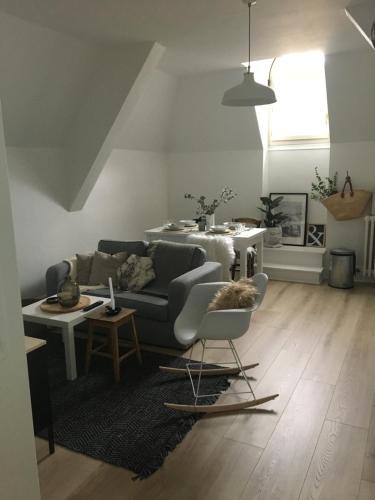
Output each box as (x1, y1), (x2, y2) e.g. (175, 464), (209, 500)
(76, 253), (94, 285)
(88, 251), (128, 286)
(147, 240), (206, 294)
(98, 240), (148, 256)
(88, 288), (169, 322)
(117, 255), (155, 292)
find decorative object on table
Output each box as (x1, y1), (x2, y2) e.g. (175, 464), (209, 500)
(269, 193), (308, 246)
(160, 273), (279, 414)
(105, 277), (121, 316)
(207, 278), (257, 311)
(208, 224), (230, 234)
(317, 171), (372, 221)
(179, 220), (196, 227)
(40, 295), (90, 313)
(162, 222), (185, 231)
(57, 275), (80, 308)
(184, 186), (237, 229)
(198, 215), (206, 231)
(310, 166), (338, 201)
(306, 223), (326, 247)
(36, 331), (229, 478)
(258, 195), (289, 247)
(221, 1), (276, 107)
(329, 248), (356, 289)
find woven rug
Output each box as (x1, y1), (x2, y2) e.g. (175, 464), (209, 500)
(37, 332), (229, 479)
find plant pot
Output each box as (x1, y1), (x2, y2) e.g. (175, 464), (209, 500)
(264, 226), (283, 248)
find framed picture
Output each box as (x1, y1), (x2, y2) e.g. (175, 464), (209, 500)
(269, 193), (308, 246)
(307, 223), (326, 247)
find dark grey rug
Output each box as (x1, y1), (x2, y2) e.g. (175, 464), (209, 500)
(36, 331), (229, 478)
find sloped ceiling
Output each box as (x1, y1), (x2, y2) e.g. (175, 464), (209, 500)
(326, 49), (375, 143)
(0, 12), (99, 147)
(0, 0), (369, 74)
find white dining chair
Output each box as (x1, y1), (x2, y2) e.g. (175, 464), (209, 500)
(160, 273), (279, 413)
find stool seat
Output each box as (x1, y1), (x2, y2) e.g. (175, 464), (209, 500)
(85, 307), (142, 382)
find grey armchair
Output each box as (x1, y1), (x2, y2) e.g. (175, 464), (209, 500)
(46, 239), (222, 349)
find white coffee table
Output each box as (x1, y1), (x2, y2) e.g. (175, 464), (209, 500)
(22, 296), (111, 381)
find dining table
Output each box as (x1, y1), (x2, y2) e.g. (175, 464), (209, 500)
(144, 226), (267, 278)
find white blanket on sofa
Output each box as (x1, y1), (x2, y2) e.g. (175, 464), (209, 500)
(187, 234), (235, 280)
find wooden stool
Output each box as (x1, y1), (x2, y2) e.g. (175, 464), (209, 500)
(85, 308), (142, 382)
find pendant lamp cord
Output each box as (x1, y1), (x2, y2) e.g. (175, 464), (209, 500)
(247, 1), (252, 74)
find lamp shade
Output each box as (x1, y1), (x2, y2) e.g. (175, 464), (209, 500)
(222, 72), (276, 107)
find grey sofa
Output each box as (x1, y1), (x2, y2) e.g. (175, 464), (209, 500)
(46, 239), (222, 349)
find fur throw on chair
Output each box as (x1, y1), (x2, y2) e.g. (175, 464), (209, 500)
(187, 234), (235, 280)
(207, 279), (258, 311)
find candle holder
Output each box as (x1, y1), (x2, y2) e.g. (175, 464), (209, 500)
(105, 305), (121, 316)
(106, 277), (120, 315)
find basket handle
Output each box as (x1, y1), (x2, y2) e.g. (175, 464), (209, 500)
(341, 171), (354, 198)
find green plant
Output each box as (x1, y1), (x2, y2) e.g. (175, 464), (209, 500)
(184, 187), (237, 216)
(258, 196), (289, 228)
(311, 167), (338, 200)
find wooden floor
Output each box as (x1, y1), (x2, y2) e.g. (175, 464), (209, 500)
(36, 281), (375, 500)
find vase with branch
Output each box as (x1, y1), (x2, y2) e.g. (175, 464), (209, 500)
(184, 187), (237, 228)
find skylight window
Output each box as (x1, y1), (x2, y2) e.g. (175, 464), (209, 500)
(268, 51), (330, 145)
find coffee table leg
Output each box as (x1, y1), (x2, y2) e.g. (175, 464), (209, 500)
(62, 324), (77, 381)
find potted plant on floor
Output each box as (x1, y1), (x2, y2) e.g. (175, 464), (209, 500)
(258, 196), (288, 247)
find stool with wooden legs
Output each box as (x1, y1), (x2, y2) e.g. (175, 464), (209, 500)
(160, 273), (278, 413)
(85, 307), (142, 383)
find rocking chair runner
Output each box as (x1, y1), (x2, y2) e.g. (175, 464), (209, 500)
(160, 273), (279, 413)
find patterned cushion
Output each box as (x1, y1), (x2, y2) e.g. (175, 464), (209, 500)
(117, 254), (155, 292)
(88, 251), (128, 286)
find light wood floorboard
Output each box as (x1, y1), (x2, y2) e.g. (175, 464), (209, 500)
(358, 480), (375, 500)
(299, 420), (367, 500)
(35, 281), (375, 500)
(362, 396), (375, 483)
(239, 379), (333, 500)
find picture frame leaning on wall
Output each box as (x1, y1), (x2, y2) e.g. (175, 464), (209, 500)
(269, 193), (308, 246)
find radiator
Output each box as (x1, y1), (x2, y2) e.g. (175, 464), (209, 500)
(363, 215), (375, 276)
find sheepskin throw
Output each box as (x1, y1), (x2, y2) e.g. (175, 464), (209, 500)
(207, 279), (257, 312)
(187, 234), (235, 280)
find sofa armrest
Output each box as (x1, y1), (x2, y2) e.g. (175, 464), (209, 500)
(45, 261), (70, 296)
(168, 262), (222, 321)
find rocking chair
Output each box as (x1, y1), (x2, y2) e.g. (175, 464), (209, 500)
(160, 273), (279, 413)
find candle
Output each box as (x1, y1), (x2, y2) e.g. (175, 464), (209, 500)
(108, 277), (115, 310)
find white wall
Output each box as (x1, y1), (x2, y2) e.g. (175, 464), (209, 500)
(267, 148), (330, 224)
(168, 150), (263, 223)
(0, 106), (40, 500)
(8, 147), (168, 297)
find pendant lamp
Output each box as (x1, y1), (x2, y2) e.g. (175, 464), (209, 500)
(222, 0), (276, 107)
